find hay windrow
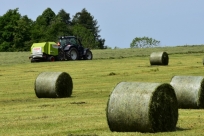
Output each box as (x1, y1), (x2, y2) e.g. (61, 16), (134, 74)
(35, 72), (73, 98)
(170, 76), (204, 108)
(149, 52), (169, 65)
(106, 82), (178, 133)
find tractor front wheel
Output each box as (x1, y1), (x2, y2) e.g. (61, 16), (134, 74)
(67, 48), (79, 60)
(83, 50), (93, 60)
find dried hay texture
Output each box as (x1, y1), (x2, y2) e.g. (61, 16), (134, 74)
(149, 52), (169, 65)
(106, 82), (178, 133)
(35, 72), (73, 98)
(170, 76), (204, 109)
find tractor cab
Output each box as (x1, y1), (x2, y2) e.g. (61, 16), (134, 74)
(58, 36), (82, 48)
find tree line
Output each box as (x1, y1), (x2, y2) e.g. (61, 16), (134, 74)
(130, 36), (160, 48)
(0, 8), (105, 51)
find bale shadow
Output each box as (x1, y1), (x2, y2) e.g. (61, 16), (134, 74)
(176, 127), (190, 131)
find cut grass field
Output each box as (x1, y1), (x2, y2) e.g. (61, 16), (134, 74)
(1, 45), (204, 136)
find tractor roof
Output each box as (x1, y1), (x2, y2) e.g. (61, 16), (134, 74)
(59, 36), (76, 39)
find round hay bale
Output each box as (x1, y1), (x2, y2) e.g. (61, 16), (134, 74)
(35, 72), (73, 98)
(106, 82), (178, 133)
(149, 52), (169, 65)
(170, 76), (204, 109)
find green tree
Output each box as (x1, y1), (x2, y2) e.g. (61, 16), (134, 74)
(14, 15), (33, 51)
(72, 8), (105, 49)
(31, 8), (56, 42)
(72, 24), (95, 49)
(56, 9), (71, 25)
(47, 9), (72, 41)
(0, 8), (22, 51)
(40, 7), (56, 26)
(130, 36), (160, 48)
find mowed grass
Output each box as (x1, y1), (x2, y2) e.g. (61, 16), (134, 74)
(1, 46), (204, 136)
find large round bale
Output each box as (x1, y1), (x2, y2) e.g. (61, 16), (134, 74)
(149, 52), (169, 65)
(106, 82), (178, 133)
(170, 76), (204, 109)
(35, 72), (73, 98)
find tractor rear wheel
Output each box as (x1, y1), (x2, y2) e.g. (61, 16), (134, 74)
(83, 50), (93, 60)
(67, 48), (79, 60)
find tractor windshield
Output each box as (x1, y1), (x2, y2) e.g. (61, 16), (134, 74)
(59, 39), (66, 46)
(69, 38), (77, 45)
(59, 37), (80, 47)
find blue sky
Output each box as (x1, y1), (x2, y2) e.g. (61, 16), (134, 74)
(1, 0), (204, 48)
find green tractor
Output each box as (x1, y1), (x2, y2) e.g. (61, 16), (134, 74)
(29, 36), (93, 62)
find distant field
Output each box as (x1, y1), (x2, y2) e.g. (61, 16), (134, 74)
(1, 45), (204, 65)
(1, 45), (204, 136)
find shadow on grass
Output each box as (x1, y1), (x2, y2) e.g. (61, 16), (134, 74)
(70, 101), (86, 104)
(24, 70), (38, 72)
(0, 98), (37, 105)
(176, 127), (190, 131)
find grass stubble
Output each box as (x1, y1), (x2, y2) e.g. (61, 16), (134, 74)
(1, 46), (204, 135)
